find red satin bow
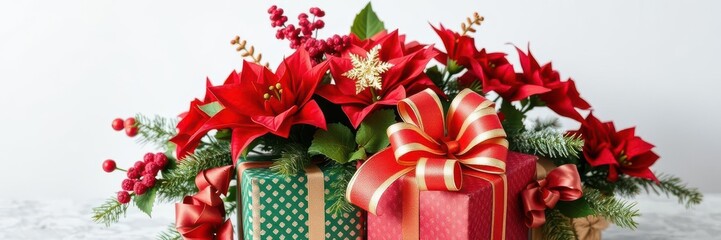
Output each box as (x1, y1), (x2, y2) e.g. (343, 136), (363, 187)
(347, 88), (508, 214)
(522, 164), (583, 228)
(176, 166), (234, 240)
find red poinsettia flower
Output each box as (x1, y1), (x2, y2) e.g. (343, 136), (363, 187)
(466, 46), (591, 122)
(431, 24), (478, 67)
(569, 113), (659, 182)
(209, 49), (329, 162)
(170, 77), (238, 160)
(316, 30), (439, 128)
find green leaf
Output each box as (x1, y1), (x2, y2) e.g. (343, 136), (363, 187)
(356, 109), (396, 153)
(499, 99), (525, 136)
(308, 123), (356, 163)
(555, 196), (594, 218)
(134, 186), (158, 217)
(350, 2), (386, 40)
(426, 66), (444, 87)
(350, 148), (367, 161)
(199, 101), (223, 117)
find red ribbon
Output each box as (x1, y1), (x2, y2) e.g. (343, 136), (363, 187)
(521, 164), (583, 228)
(346, 88), (509, 239)
(175, 166), (234, 240)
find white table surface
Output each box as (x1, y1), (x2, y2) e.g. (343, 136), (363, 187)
(1, 194), (718, 239)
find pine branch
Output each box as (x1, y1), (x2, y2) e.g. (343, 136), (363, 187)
(157, 143), (233, 202)
(326, 162), (357, 215)
(584, 188), (640, 229)
(135, 114), (178, 149)
(156, 223), (182, 240)
(270, 143), (311, 176)
(626, 173), (703, 208)
(510, 128), (584, 159)
(91, 197), (129, 227)
(531, 117), (562, 131)
(541, 209), (576, 240)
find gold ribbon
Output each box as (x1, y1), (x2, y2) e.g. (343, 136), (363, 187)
(237, 162), (326, 240)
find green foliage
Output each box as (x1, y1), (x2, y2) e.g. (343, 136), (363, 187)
(91, 197), (129, 227)
(499, 100), (525, 136)
(555, 197), (594, 218)
(157, 143), (233, 202)
(350, 2), (386, 40)
(509, 128), (584, 160)
(135, 186), (159, 217)
(156, 224), (182, 240)
(584, 188), (640, 229)
(135, 114), (178, 148)
(625, 173), (703, 208)
(356, 109), (396, 153)
(270, 143), (312, 177)
(540, 209), (576, 240)
(531, 117), (561, 131)
(198, 101), (223, 117)
(426, 66), (444, 88)
(326, 162), (357, 215)
(308, 123), (356, 163)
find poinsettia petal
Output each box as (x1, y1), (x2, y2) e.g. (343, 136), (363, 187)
(585, 148), (618, 167)
(315, 84), (369, 105)
(251, 105), (298, 133)
(565, 79), (591, 109)
(327, 56), (358, 96)
(541, 87), (586, 122)
(625, 137), (655, 158)
(210, 84), (265, 117)
(508, 84), (551, 101)
(230, 127), (268, 165)
(291, 100), (327, 130)
(375, 30), (404, 60)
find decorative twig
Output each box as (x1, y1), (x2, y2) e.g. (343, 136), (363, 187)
(230, 36), (269, 68)
(460, 12), (484, 36)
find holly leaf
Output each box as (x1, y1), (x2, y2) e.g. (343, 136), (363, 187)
(555, 196), (595, 218)
(134, 186), (158, 217)
(351, 2), (386, 40)
(356, 109), (396, 153)
(199, 101), (223, 117)
(308, 123), (356, 163)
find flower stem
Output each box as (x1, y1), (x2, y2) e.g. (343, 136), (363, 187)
(370, 88), (380, 102)
(115, 167), (127, 172)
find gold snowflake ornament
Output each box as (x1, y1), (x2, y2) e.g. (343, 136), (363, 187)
(342, 45), (394, 94)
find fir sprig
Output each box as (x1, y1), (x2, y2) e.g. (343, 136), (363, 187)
(157, 143), (233, 202)
(270, 143), (311, 176)
(91, 197), (129, 227)
(135, 114), (178, 148)
(156, 223), (182, 240)
(541, 209), (576, 240)
(626, 173), (702, 208)
(326, 162), (357, 215)
(510, 128), (584, 159)
(584, 188), (640, 229)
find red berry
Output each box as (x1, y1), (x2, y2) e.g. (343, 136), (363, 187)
(143, 153), (155, 164)
(121, 179), (136, 191)
(111, 118), (124, 131)
(117, 191), (131, 204)
(142, 175), (157, 187)
(143, 162), (159, 176)
(298, 13), (308, 20)
(124, 117), (136, 129)
(133, 161), (146, 172)
(314, 20), (325, 29)
(127, 167), (141, 179)
(102, 159), (116, 173)
(267, 5), (277, 14)
(133, 182), (149, 195)
(154, 153), (169, 167)
(125, 127), (138, 137)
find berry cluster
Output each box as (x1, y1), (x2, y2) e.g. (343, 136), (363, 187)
(111, 117), (138, 137)
(268, 5), (350, 60)
(103, 152), (169, 204)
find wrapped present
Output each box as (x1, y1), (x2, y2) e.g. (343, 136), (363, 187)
(236, 161), (363, 240)
(346, 89), (538, 240)
(367, 152), (537, 239)
(530, 158), (603, 240)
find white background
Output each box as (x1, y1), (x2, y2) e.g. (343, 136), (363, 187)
(0, 0), (719, 202)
